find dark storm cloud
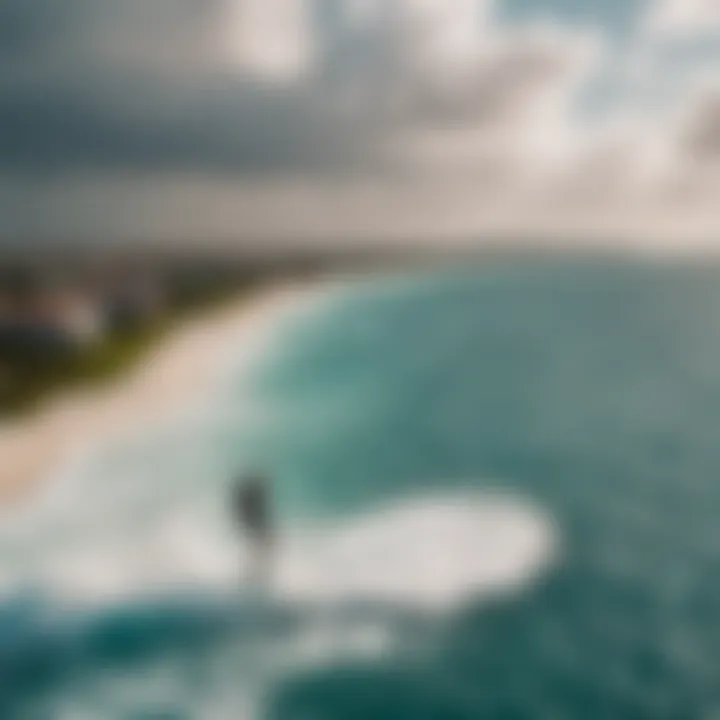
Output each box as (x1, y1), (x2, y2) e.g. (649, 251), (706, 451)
(0, 0), (70, 62)
(0, 79), (376, 174)
(0, 0), (424, 175)
(0, 0), (380, 174)
(0, 0), (597, 177)
(0, 0), (217, 63)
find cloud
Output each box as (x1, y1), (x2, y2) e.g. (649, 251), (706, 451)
(2, 0), (720, 247)
(228, 0), (315, 80)
(682, 89), (720, 160)
(0, 0), (389, 174)
(646, 0), (720, 38)
(0, 0), (598, 179)
(0, 0), (229, 90)
(0, 79), (385, 174)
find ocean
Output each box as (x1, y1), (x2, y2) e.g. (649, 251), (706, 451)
(3, 259), (720, 718)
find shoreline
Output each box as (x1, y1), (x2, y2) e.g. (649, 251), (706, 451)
(0, 281), (321, 508)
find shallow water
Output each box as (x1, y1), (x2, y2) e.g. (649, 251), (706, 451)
(4, 260), (720, 718)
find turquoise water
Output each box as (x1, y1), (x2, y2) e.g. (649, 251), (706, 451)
(4, 261), (720, 718)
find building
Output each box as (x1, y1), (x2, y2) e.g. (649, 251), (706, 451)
(0, 288), (106, 355)
(102, 275), (167, 332)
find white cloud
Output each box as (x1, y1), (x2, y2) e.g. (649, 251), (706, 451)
(646, 0), (720, 37)
(9, 165), (720, 253)
(387, 21), (602, 189)
(396, 0), (493, 71)
(227, 0), (315, 80)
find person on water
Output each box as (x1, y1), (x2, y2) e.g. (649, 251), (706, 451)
(233, 472), (274, 585)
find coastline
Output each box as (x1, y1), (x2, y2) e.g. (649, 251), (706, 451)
(0, 281), (320, 508)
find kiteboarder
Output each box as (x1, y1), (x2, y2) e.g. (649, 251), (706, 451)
(233, 472), (274, 586)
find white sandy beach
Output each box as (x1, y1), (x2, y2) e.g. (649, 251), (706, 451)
(0, 283), (317, 506)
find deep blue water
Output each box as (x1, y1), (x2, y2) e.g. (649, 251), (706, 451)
(4, 260), (720, 718)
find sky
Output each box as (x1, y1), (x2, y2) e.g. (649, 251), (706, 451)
(1, 0), (720, 250)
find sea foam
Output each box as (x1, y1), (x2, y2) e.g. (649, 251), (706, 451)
(2, 490), (559, 615)
(279, 491), (560, 611)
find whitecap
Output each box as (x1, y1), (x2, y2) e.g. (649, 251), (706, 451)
(278, 491), (560, 611)
(3, 490), (559, 616)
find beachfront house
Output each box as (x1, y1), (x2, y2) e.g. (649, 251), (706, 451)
(102, 275), (167, 332)
(0, 289), (106, 355)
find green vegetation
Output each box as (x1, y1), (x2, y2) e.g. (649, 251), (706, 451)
(0, 281), (259, 418)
